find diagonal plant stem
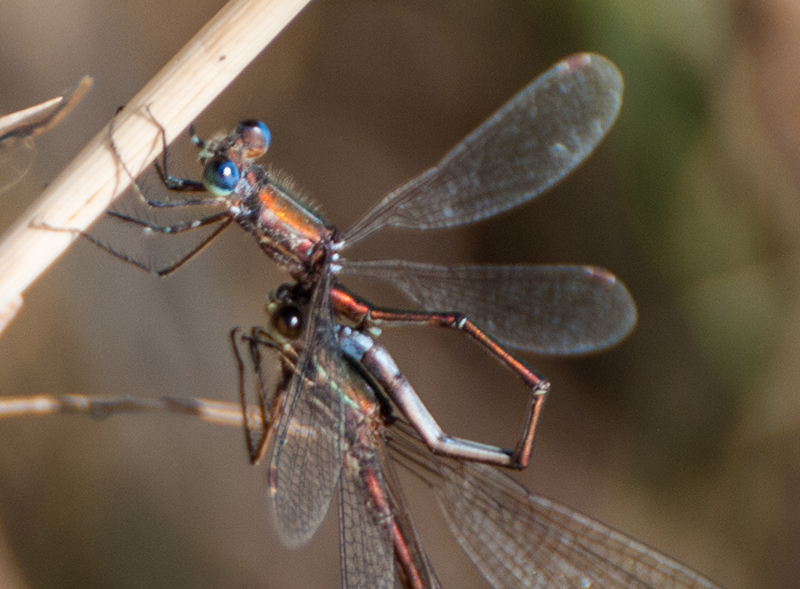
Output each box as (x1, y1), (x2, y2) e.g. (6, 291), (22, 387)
(0, 0), (313, 334)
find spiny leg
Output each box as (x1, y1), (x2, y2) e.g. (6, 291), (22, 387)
(232, 327), (293, 465)
(330, 286), (548, 392)
(111, 106), (216, 207)
(34, 109), (234, 275)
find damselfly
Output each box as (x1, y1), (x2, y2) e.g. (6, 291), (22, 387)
(231, 282), (720, 589)
(90, 53), (635, 479)
(0, 76), (91, 194)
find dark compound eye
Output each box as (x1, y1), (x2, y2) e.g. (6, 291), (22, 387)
(237, 120), (270, 159)
(202, 155), (240, 196)
(271, 303), (303, 340)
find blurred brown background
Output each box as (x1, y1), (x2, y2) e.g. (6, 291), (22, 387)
(0, 0), (796, 587)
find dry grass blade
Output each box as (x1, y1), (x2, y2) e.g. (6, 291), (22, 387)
(0, 0), (313, 334)
(0, 98), (65, 139)
(0, 76), (92, 141)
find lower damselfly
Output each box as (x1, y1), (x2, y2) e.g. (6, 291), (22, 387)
(231, 282), (721, 589)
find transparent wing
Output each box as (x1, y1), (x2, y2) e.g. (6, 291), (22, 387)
(338, 449), (396, 589)
(371, 435), (443, 589)
(341, 260), (637, 354)
(270, 270), (346, 548)
(388, 421), (721, 589)
(344, 53), (623, 245)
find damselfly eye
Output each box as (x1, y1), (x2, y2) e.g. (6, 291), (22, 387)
(237, 120), (271, 159)
(202, 156), (240, 196)
(272, 303), (303, 340)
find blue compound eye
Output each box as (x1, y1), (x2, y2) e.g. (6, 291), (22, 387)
(203, 156), (240, 196)
(237, 120), (270, 158)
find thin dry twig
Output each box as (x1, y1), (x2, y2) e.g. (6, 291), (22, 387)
(0, 394), (249, 428)
(0, 76), (92, 140)
(0, 0), (313, 334)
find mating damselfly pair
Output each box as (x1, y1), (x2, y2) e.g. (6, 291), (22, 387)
(41, 53), (720, 587)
